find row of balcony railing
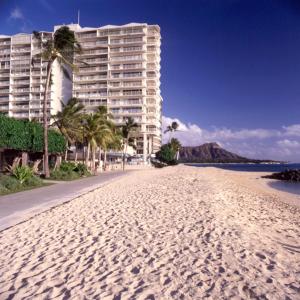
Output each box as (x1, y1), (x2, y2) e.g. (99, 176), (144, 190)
(110, 108), (143, 114)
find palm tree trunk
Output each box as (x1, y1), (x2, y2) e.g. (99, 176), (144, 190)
(98, 146), (102, 172)
(64, 140), (68, 161)
(92, 147), (96, 175)
(123, 141), (128, 171)
(74, 145), (78, 162)
(43, 60), (53, 178)
(104, 150), (107, 171)
(86, 142), (90, 166)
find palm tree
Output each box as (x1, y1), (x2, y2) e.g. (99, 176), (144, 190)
(82, 113), (113, 174)
(164, 121), (179, 142)
(95, 106), (114, 171)
(32, 26), (82, 178)
(170, 138), (182, 160)
(121, 117), (138, 170)
(52, 98), (84, 160)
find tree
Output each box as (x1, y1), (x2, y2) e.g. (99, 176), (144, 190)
(94, 106), (115, 171)
(164, 121), (179, 142)
(121, 117), (138, 170)
(32, 26), (82, 178)
(52, 98), (84, 160)
(82, 113), (113, 174)
(156, 144), (177, 165)
(170, 138), (182, 160)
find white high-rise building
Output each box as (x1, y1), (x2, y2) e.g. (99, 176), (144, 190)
(0, 32), (71, 122)
(0, 23), (162, 159)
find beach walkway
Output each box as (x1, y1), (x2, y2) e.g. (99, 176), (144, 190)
(0, 170), (128, 231)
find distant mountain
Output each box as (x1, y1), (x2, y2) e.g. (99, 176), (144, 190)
(179, 142), (273, 163)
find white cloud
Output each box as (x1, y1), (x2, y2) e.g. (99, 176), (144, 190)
(10, 7), (24, 20)
(162, 115), (300, 162)
(283, 124), (300, 137)
(277, 139), (300, 148)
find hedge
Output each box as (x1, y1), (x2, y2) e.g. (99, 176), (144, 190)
(0, 114), (66, 154)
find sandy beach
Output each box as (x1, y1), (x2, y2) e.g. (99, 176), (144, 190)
(0, 165), (299, 299)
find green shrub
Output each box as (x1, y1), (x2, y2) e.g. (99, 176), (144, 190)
(0, 175), (22, 191)
(0, 114), (66, 154)
(0, 184), (9, 194)
(156, 144), (178, 165)
(59, 161), (77, 173)
(24, 176), (43, 187)
(50, 169), (80, 181)
(12, 166), (33, 184)
(74, 163), (90, 176)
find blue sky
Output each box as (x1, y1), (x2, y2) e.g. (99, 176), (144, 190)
(1, 0), (300, 161)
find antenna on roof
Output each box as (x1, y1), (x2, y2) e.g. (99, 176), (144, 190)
(77, 10), (80, 25)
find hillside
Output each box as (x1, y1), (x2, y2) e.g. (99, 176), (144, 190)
(179, 142), (269, 163)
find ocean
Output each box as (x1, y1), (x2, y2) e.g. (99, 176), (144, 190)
(186, 163), (300, 196)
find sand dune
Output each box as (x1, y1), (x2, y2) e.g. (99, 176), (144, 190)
(0, 166), (299, 299)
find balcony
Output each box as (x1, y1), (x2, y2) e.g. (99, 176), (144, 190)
(74, 75), (107, 81)
(78, 49), (108, 56)
(75, 92), (108, 98)
(0, 105), (9, 111)
(11, 47), (31, 53)
(123, 90), (143, 96)
(0, 41), (10, 47)
(73, 84), (107, 90)
(11, 72), (30, 77)
(110, 99), (143, 106)
(13, 80), (30, 85)
(78, 67), (107, 74)
(81, 58), (108, 64)
(11, 112), (29, 118)
(13, 97), (30, 101)
(11, 105), (29, 110)
(111, 55), (143, 62)
(0, 81), (9, 86)
(111, 72), (143, 79)
(81, 41), (107, 48)
(12, 88), (30, 93)
(0, 89), (9, 94)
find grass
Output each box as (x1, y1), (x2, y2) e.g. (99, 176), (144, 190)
(0, 182), (53, 196)
(0, 174), (53, 196)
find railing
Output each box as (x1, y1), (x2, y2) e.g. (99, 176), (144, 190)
(11, 48), (31, 53)
(75, 92), (108, 98)
(13, 80), (30, 85)
(0, 81), (9, 86)
(123, 81), (143, 87)
(12, 88), (30, 93)
(111, 55), (143, 61)
(82, 41), (107, 48)
(0, 41), (10, 46)
(123, 90), (142, 96)
(74, 75), (107, 81)
(11, 105), (29, 110)
(0, 89), (9, 93)
(0, 106), (9, 110)
(78, 67), (107, 74)
(73, 84), (107, 90)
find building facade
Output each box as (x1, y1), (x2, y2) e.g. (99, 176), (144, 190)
(0, 23), (162, 160)
(0, 32), (71, 122)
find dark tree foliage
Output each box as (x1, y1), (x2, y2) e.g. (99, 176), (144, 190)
(0, 114), (66, 154)
(156, 144), (178, 165)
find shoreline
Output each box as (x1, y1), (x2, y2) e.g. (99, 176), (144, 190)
(185, 164), (300, 208)
(0, 165), (299, 299)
